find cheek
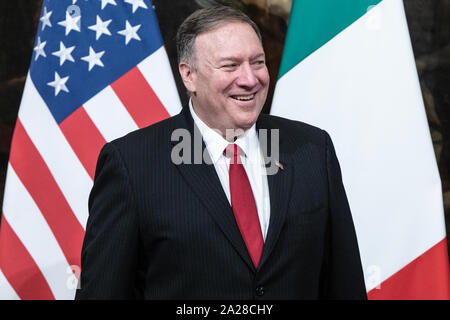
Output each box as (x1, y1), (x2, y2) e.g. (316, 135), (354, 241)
(258, 69), (270, 88)
(203, 79), (230, 99)
(218, 76), (237, 94)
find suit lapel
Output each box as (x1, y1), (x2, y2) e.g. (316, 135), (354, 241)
(169, 109), (295, 272)
(256, 115), (294, 269)
(170, 108), (256, 272)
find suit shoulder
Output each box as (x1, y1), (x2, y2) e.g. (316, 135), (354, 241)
(109, 112), (182, 149)
(99, 112), (184, 165)
(259, 113), (327, 145)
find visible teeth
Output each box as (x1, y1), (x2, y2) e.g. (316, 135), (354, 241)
(233, 94), (255, 101)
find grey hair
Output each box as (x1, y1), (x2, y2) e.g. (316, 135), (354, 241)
(176, 6), (263, 68)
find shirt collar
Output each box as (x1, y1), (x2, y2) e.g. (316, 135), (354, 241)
(189, 99), (258, 164)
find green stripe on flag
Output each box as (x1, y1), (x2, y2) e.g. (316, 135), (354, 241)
(278, 0), (382, 78)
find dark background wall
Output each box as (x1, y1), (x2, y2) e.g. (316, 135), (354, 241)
(0, 0), (449, 254)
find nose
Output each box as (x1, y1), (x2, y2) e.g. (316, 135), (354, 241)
(236, 62), (258, 88)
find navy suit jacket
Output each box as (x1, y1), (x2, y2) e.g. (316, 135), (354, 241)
(75, 107), (367, 299)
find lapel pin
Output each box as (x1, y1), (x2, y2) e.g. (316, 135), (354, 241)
(275, 161), (284, 170)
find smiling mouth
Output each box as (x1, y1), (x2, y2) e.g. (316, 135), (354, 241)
(230, 93), (256, 101)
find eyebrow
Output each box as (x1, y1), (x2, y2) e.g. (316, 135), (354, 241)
(250, 53), (266, 60)
(217, 53), (266, 62)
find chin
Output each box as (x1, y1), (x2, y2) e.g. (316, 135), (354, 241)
(235, 114), (258, 130)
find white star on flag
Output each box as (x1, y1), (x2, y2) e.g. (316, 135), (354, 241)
(101, 0), (117, 10)
(124, 0), (148, 13)
(118, 20), (141, 45)
(58, 11), (81, 36)
(81, 46), (105, 71)
(88, 15), (112, 40)
(47, 72), (69, 96)
(40, 7), (52, 31)
(52, 42), (75, 66)
(33, 37), (47, 61)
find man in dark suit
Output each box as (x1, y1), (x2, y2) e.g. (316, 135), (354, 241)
(76, 6), (367, 300)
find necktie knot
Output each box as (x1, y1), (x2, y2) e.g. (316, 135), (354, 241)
(224, 144), (244, 163)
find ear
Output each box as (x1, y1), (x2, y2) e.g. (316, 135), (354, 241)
(178, 62), (196, 94)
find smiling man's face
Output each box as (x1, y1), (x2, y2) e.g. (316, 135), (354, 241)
(179, 21), (270, 137)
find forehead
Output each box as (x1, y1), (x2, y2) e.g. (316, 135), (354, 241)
(194, 22), (264, 60)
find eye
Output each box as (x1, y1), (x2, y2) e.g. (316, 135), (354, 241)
(221, 63), (238, 70)
(252, 60), (266, 68)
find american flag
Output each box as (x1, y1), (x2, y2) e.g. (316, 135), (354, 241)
(0, 0), (181, 299)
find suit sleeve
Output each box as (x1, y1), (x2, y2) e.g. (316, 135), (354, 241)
(75, 142), (140, 299)
(320, 131), (367, 299)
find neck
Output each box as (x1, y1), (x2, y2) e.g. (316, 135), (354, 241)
(189, 101), (250, 141)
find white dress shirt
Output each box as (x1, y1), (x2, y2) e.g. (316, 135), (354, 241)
(189, 101), (271, 241)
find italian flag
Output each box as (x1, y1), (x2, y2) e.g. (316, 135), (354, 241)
(271, 0), (450, 299)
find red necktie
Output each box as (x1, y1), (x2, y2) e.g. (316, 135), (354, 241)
(224, 144), (263, 268)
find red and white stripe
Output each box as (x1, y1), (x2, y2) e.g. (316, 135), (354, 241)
(0, 46), (182, 299)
